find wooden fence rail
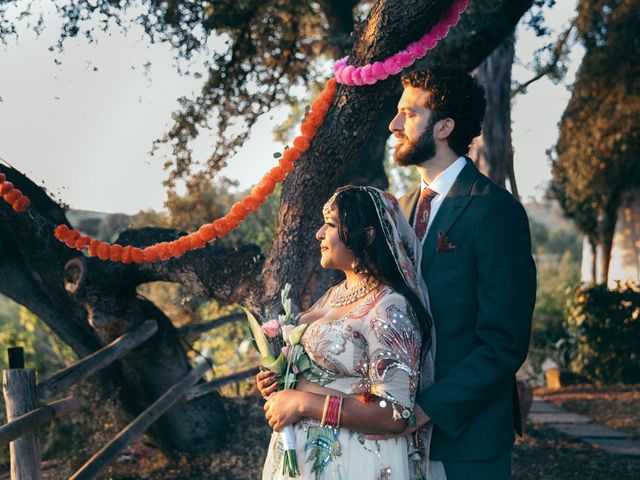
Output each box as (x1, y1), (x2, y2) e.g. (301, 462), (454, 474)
(176, 312), (246, 337)
(185, 366), (258, 401)
(0, 397), (79, 448)
(69, 361), (210, 480)
(3, 314), (256, 480)
(37, 319), (158, 401)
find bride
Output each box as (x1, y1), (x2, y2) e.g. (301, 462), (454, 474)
(257, 185), (441, 479)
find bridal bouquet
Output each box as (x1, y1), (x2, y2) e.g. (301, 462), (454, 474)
(244, 283), (311, 477)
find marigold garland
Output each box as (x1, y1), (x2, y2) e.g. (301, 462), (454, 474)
(0, 173), (32, 212)
(333, 0), (468, 86)
(1, 78), (337, 263)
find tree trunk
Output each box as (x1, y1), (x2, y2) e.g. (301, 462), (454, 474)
(470, 33), (518, 198)
(0, 0), (534, 455)
(590, 239), (597, 283)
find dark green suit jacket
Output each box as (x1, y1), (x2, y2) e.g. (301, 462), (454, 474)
(400, 159), (536, 462)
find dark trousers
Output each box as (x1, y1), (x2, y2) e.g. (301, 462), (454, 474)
(442, 451), (512, 480)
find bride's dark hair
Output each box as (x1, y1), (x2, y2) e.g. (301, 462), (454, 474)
(329, 186), (432, 353)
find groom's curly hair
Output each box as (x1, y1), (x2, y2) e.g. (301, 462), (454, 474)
(402, 66), (486, 156)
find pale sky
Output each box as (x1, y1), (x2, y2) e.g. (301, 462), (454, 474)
(0, 0), (581, 214)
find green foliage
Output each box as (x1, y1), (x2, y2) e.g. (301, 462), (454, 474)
(532, 251), (580, 349)
(131, 174), (280, 253)
(565, 283), (640, 384)
(551, 0), (640, 267)
(0, 296), (76, 377)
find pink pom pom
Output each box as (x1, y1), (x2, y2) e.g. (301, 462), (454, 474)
(350, 67), (364, 86)
(342, 65), (356, 85)
(394, 51), (413, 68)
(361, 64), (375, 84)
(422, 35), (438, 49)
(407, 42), (427, 59)
(432, 24), (448, 39)
(383, 57), (403, 75)
(372, 61), (388, 80)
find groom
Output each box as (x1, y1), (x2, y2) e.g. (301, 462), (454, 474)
(390, 66), (536, 479)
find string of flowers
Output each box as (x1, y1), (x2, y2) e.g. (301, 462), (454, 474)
(0, 173), (31, 212)
(0, 78), (337, 263)
(333, 0), (468, 86)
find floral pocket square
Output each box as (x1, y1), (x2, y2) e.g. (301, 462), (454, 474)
(437, 231), (459, 253)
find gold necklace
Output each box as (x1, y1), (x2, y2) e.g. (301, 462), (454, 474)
(329, 276), (380, 307)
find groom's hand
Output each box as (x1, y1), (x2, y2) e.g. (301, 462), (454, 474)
(364, 404), (430, 440)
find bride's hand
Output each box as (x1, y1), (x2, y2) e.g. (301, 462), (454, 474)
(264, 390), (304, 432)
(256, 369), (281, 399)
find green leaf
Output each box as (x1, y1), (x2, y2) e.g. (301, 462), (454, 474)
(242, 306), (274, 359)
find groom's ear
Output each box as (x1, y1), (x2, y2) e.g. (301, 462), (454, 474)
(435, 117), (455, 140)
(365, 226), (376, 247)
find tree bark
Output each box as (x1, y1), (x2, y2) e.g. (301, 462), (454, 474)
(470, 33), (519, 198)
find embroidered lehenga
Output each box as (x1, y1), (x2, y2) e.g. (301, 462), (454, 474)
(262, 187), (442, 480)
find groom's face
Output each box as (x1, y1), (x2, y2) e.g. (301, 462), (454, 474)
(389, 86), (437, 166)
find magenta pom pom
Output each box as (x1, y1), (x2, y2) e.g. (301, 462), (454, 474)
(351, 68), (364, 86)
(342, 65), (356, 84)
(394, 51), (413, 68)
(332, 0), (467, 85)
(407, 43), (427, 58)
(361, 64), (374, 84)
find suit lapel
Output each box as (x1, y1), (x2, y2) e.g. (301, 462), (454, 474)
(400, 187), (420, 226)
(421, 160), (480, 273)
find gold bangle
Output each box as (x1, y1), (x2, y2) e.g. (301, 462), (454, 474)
(320, 394), (330, 427)
(336, 396), (343, 429)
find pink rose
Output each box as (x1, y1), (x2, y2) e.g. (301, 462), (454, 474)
(261, 319), (281, 339)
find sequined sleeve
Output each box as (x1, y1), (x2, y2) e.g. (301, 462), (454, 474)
(363, 292), (421, 412)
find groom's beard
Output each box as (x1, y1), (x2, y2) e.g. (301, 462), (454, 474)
(393, 118), (437, 166)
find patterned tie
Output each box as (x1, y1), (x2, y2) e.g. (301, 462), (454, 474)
(414, 187), (438, 241)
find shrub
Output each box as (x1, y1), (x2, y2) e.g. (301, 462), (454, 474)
(565, 283), (640, 383)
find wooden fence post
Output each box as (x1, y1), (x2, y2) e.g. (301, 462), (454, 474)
(3, 347), (43, 480)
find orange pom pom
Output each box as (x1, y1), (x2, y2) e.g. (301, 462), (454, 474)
(54, 224), (70, 240)
(97, 242), (111, 261)
(212, 218), (230, 237)
(176, 236), (191, 254)
(187, 233), (206, 250)
(75, 236), (91, 250)
(121, 246), (133, 264)
(157, 242), (171, 261)
(293, 136), (311, 152)
(65, 230), (81, 248)
(250, 187), (267, 203)
(282, 147), (301, 165)
(0, 181), (14, 195)
(198, 223), (216, 242)
(88, 239), (101, 256)
(12, 196), (31, 212)
(167, 242), (181, 258)
(278, 156), (294, 173)
(300, 121), (318, 139)
(257, 177), (277, 197)
(131, 248), (145, 263)
(230, 201), (249, 219)
(3, 189), (22, 204)
(224, 215), (240, 231)
(243, 196), (261, 212)
(269, 166), (286, 183)
(110, 244), (124, 262)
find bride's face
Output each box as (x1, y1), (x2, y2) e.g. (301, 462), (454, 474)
(316, 207), (354, 271)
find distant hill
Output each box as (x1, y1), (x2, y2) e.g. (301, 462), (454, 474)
(66, 209), (133, 242)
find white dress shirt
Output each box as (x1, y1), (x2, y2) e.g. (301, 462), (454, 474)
(414, 156), (467, 239)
